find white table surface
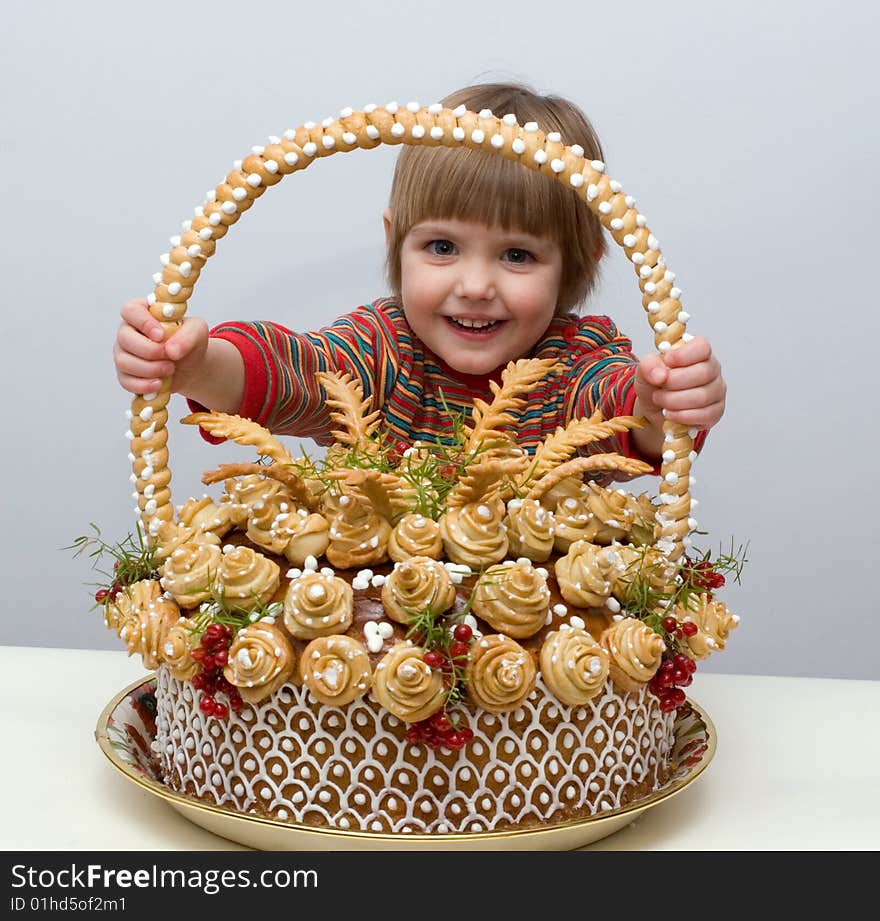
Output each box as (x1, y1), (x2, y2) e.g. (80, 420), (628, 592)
(2, 645), (878, 851)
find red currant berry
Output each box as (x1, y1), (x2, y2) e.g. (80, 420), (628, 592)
(191, 648), (205, 662)
(460, 727), (474, 742)
(94, 588), (110, 603)
(449, 641), (469, 660)
(446, 731), (464, 749)
(229, 696), (243, 713)
(213, 650), (228, 667)
(431, 713), (451, 733)
(212, 701), (229, 719)
(423, 650), (443, 669)
(192, 673), (206, 691)
(661, 616), (678, 633)
(671, 688), (687, 706)
(199, 694), (216, 714)
(659, 696), (678, 713)
(453, 623), (473, 643)
(657, 670), (675, 688)
(681, 621), (699, 637)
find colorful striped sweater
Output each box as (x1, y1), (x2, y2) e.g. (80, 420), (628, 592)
(191, 297), (706, 477)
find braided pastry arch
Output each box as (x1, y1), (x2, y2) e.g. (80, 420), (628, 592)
(128, 100), (697, 561)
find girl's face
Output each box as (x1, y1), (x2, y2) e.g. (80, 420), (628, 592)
(389, 213), (563, 376)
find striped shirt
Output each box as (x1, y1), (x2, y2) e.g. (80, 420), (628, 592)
(191, 297), (704, 477)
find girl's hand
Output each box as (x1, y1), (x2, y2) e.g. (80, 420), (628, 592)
(113, 298), (209, 395)
(633, 336), (726, 431)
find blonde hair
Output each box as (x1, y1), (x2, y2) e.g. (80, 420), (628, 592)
(385, 82), (607, 314)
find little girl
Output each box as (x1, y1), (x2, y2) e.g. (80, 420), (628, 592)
(113, 81), (726, 472)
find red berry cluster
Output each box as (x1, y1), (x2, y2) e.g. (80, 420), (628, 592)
(406, 623), (474, 750)
(190, 623), (242, 720)
(650, 650), (698, 713)
(405, 710), (475, 750)
(684, 557), (726, 596)
(94, 562), (125, 605)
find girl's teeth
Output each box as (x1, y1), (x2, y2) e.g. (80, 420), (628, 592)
(453, 318), (496, 329)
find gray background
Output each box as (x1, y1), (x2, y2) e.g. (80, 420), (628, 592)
(2, 0), (877, 680)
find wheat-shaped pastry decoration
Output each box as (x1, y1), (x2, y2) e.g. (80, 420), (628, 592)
(445, 455), (529, 511)
(316, 370), (382, 454)
(325, 468), (411, 523)
(526, 454), (654, 503)
(180, 413), (293, 464)
(463, 357), (560, 456)
(200, 462), (319, 511)
(130, 101), (699, 560)
(519, 409), (647, 491)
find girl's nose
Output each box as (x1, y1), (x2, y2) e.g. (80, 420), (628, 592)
(454, 259), (496, 301)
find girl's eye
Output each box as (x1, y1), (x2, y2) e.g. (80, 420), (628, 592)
(504, 247), (533, 264)
(427, 239), (456, 257)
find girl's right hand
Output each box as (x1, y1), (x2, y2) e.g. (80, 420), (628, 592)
(113, 298), (209, 396)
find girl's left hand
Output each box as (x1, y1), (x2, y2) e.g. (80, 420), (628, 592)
(633, 336), (726, 430)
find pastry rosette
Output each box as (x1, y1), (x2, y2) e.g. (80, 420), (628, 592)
(372, 641), (445, 722)
(674, 594), (739, 659)
(177, 495), (235, 541)
(283, 571), (353, 640)
(504, 498), (556, 562)
(282, 512), (331, 566)
(245, 494), (300, 555)
(553, 494), (594, 552)
(222, 474), (293, 527)
(380, 556), (456, 625)
(153, 519), (220, 571)
(599, 617), (665, 692)
(111, 579), (181, 669)
(623, 492), (659, 546)
(299, 635), (372, 706)
(159, 541), (222, 607)
(439, 500), (509, 568)
(465, 633), (537, 713)
(160, 617), (201, 681)
(325, 512), (391, 569)
(216, 545), (280, 609)
(539, 625), (610, 705)
(388, 513), (443, 562)
(611, 546), (678, 601)
(555, 540), (622, 608)
(223, 622), (295, 703)
(581, 483), (630, 545)
(471, 562), (550, 639)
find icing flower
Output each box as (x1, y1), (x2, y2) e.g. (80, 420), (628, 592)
(159, 541), (222, 607)
(505, 498), (556, 562)
(388, 513), (443, 562)
(177, 495), (235, 541)
(111, 579), (181, 670)
(216, 545), (280, 609)
(282, 512), (331, 566)
(223, 622), (295, 703)
(380, 556), (456, 625)
(539, 625), (610, 705)
(471, 562), (550, 638)
(674, 594), (739, 659)
(372, 641), (445, 722)
(299, 635), (372, 706)
(554, 540), (622, 608)
(465, 633), (536, 713)
(283, 571), (353, 639)
(160, 617), (201, 681)
(439, 500), (509, 568)
(599, 617), (665, 693)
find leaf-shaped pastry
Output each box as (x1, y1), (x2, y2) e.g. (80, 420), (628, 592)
(325, 468), (410, 522)
(522, 411), (647, 489)
(445, 455), (529, 510)
(180, 412), (292, 464)
(316, 371), (382, 451)
(463, 357), (559, 454)
(525, 453), (653, 502)
(200, 462), (318, 510)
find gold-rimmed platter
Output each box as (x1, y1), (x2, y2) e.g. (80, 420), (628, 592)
(96, 676), (715, 851)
